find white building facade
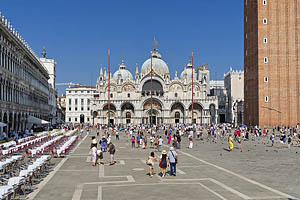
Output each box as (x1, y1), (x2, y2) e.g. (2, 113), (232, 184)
(224, 68), (244, 125)
(0, 13), (50, 134)
(65, 86), (96, 124)
(209, 80), (227, 123)
(90, 47), (218, 125)
(40, 48), (57, 125)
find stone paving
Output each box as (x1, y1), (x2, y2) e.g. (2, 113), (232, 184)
(29, 130), (300, 200)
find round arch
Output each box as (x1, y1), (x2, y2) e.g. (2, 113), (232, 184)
(121, 102), (135, 124)
(121, 83), (136, 92)
(103, 103), (117, 111)
(102, 103), (117, 126)
(142, 98), (163, 125)
(169, 82), (184, 91)
(188, 103), (204, 124)
(170, 102), (185, 124)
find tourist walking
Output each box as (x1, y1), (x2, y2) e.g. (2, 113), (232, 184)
(270, 132), (275, 147)
(91, 136), (97, 148)
(101, 136), (107, 152)
(143, 136), (147, 149)
(108, 142), (116, 165)
(80, 129), (83, 138)
(167, 147), (177, 176)
(228, 134), (234, 151)
(91, 144), (97, 166)
(131, 136), (135, 148)
(158, 136), (163, 152)
(176, 133), (181, 149)
(188, 135), (193, 149)
(116, 130), (119, 140)
(159, 150), (168, 177)
(146, 151), (157, 177)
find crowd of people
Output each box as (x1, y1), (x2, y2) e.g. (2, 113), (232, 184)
(83, 123), (300, 179)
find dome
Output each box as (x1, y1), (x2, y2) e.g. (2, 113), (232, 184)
(180, 62), (196, 81)
(141, 50), (169, 77)
(113, 62), (133, 81)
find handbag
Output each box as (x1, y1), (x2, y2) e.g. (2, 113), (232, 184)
(146, 158), (153, 166)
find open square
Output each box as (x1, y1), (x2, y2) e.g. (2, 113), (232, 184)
(28, 130), (300, 200)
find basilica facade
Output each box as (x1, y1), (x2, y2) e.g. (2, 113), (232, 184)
(91, 48), (218, 125)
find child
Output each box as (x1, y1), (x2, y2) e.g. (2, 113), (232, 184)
(131, 136), (135, 148)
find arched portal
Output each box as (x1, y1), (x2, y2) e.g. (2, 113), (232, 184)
(143, 99), (163, 125)
(121, 102), (135, 124)
(188, 103), (203, 124)
(103, 104), (117, 125)
(171, 102), (185, 124)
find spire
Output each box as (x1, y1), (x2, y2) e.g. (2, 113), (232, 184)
(119, 57), (126, 69)
(42, 47), (46, 58)
(104, 69), (107, 80)
(135, 63), (139, 75)
(100, 65), (103, 76)
(153, 37), (158, 51)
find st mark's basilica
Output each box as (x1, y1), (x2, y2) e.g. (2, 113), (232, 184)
(90, 45), (218, 125)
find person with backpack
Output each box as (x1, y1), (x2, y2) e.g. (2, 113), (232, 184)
(167, 147), (178, 176)
(108, 142), (116, 165)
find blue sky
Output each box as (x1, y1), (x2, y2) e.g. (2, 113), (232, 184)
(1, 0), (244, 95)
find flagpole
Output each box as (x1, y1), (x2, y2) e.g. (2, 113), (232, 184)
(150, 51), (153, 131)
(192, 52), (194, 126)
(108, 49), (111, 126)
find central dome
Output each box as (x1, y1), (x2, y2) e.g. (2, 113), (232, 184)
(180, 62), (196, 82)
(141, 50), (169, 77)
(113, 61), (133, 81)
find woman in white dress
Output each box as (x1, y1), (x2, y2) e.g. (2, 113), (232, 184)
(91, 145), (97, 166)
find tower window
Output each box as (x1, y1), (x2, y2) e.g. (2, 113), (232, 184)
(264, 38), (268, 43)
(263, 18), (268, 24)
(264, 77), (268, 82)
(128, 93), (130, 98)
(264, 57), (268, 63)
(263, 0), (267, 5)
(265, 96), (269, 102)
